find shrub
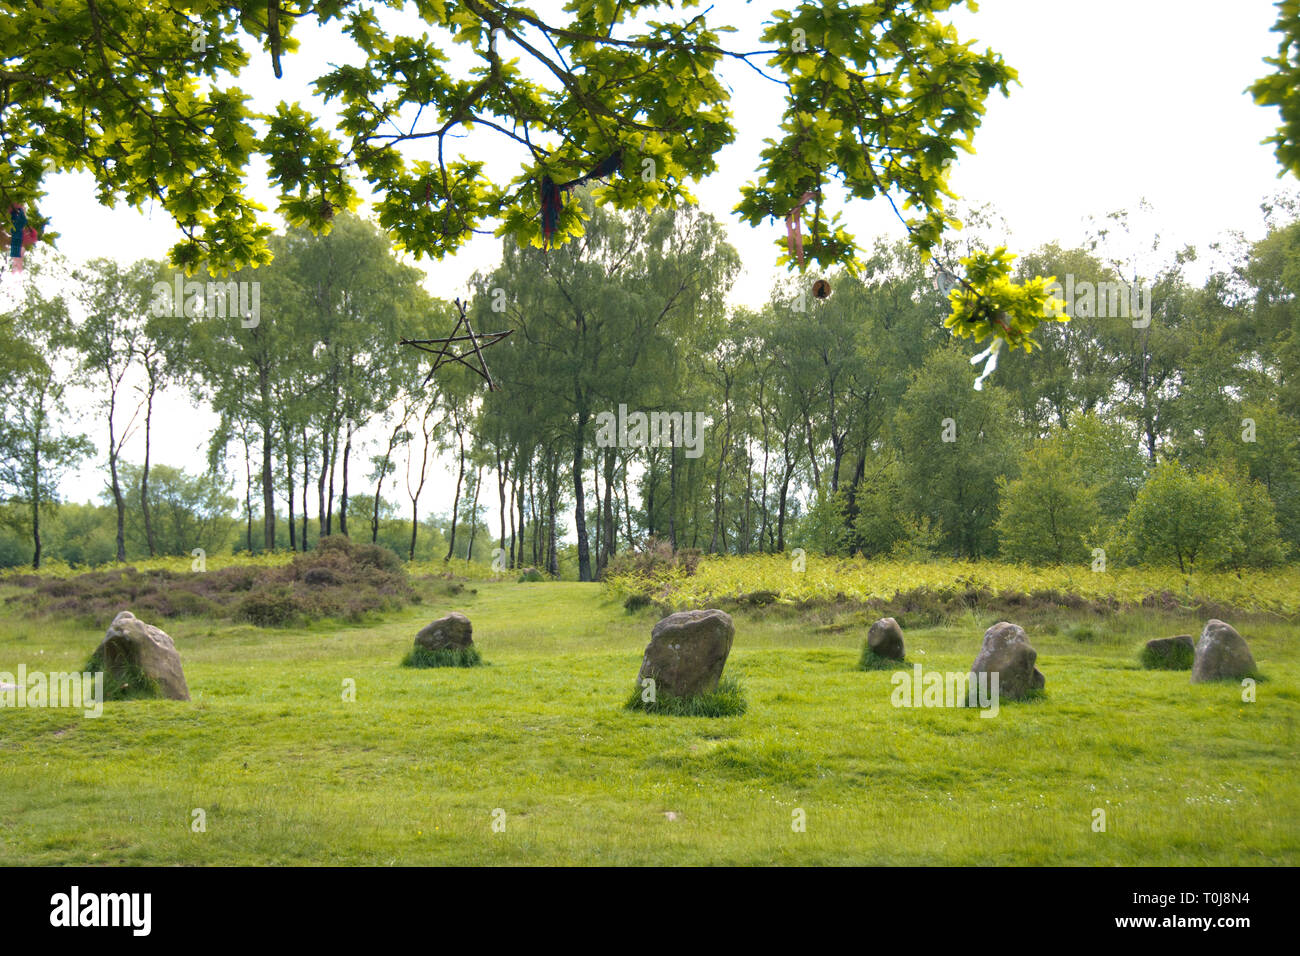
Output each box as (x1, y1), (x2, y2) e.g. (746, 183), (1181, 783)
(518, 567), (545, 582)
(623, 592), (653, 612)
(1066, 624), (1101, 643)
(7, 536), (416, 628)
(605, 536), (699, 580)
(351, 542), (403, 573)
(401, 646), (482, 668)
(624, 676), (747, 717)
(1109, 462), (1285, 572)
(995, 441), (1100, 565)
(316, 535), (354, 555)
(236, 586), (303, 627)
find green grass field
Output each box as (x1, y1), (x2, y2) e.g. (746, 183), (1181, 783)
(0, 579), (1296, 865)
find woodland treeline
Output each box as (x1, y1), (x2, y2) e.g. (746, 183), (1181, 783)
(3, 195), (1299, 578)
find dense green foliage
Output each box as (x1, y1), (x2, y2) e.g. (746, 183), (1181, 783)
(1253, 0), (1300, 177)
(1, 0), (1057, 343)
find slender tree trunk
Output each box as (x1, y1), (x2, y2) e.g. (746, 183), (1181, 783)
(777, 450), (794, 554)
(600, 447), (615, 573)
(445, 421), (466, 562)
(259, 359), (275, 551)
(339, 418), (353, 537)
(529, 463), (539, 566)
(741, 441), (753, 555)
(573, 407), (592, 581)
(317, 433), (329, 539)
(759, 425), (771, 553)
(29, 414), (41, 570)
(646, 452), (657, 539)
(301, 428), (310, 550)
(497, 451), (508, 564)
(547, 454), (560, 577)
(595, 455), (603, 567)
(408, 411), (434, 562)
(286, 438), (297, 551)
(325, 425), (340, 536)
(509, 470), (518, 569)
(803, 410), (822, 492)
(109, 429), (126, 562)
(141, 373), (157, 557)
(261, 422), (275, 552)
(622, 462), (634, 547)
(668, 425), (678, 549)
(244, 437), (254, 552)
(409, 502), (420, 560)
(466, 464), (482, 561)
(373, 416), (406, 545)
(710, 379), (732, 554)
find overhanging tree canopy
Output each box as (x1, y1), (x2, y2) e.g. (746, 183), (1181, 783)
(1, 0), (1063, 353)
(1253, 0), (1300, 178)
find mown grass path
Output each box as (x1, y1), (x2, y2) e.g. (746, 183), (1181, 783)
(0, 582), (1295, 865)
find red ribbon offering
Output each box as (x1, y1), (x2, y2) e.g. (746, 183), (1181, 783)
(785, 191), (817, 267)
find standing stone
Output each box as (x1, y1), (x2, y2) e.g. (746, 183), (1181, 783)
(92, 611), (191, 701)
(866, 617), (905, 660)
(1191, 619), (1257, 683)
(415, 612), (474, 651)
(970, 621), (1044, 701)
(637, 609), (734, 699)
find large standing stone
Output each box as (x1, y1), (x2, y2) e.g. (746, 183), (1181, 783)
(92, 611), (190, 701)
(1142, 634), (1195, 670)
(970, 621), (1044, 701)
(1191, 619), (1257, 683)
(866, 617), (905, 660)
(416, 612), (474, 651)
(637, 609), (734, 699)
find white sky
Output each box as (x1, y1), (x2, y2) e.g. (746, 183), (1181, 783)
(10, 0), (1298, 532)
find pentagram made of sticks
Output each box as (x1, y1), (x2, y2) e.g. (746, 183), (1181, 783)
(400, 297), (513, 391)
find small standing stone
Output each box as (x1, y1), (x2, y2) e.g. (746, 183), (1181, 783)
(636, 609), (734, 699)
(91, 610), (191, 701)
(415, 612), (474, 651)
(970, 621), (1044, 701)
(866, 617), (905, 660)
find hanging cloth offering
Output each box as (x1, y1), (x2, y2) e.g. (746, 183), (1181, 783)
(785, 191), (817, 267)
(539, 150), (624, 249)
(969, 313), (1014, 391)
(7, 205), (36, 274)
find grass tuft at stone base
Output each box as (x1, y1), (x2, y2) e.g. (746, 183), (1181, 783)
(84, 650), (161, 701)
(401, 646), (482, 668)
(625, 676), (747, 717)
(857, 647), (905, 671)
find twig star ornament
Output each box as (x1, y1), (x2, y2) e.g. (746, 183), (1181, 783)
(400, 298), (513, 391)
